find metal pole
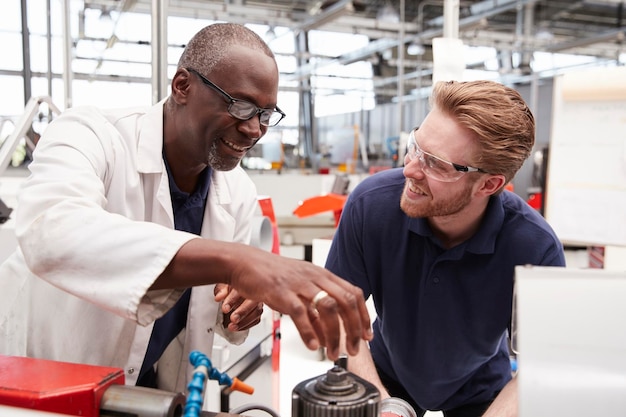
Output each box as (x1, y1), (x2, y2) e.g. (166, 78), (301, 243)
(20, 0), (32, 105)
(47, 0), (53, 99)
(151, 0), (169, 104)
(296, 31), (315, 171)
(62, 0), (73, 108)
(443, 0), (460, 39)
(397, 0), (405, 134)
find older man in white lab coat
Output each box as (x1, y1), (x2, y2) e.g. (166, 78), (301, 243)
(0, 99), (254, 391)
(0, 23), (373, 393)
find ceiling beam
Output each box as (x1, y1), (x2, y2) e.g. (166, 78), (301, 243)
(545, 27), (625, 52)
(283, 0), (539, 82)
(293, 0), (354, 33)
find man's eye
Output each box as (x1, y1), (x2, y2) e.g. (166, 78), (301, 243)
(426, 155), (447, 171)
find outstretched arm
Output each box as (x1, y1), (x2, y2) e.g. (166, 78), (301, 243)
(151, 238), (373, 360)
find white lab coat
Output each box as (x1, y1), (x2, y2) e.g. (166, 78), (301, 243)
(0, 100), (255, 392)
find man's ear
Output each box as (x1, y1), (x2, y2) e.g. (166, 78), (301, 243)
(478, 174), (507, 196)
(170, 69), (191, 104)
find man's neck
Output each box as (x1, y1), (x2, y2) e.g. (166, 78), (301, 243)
(428, 198), (490, 249)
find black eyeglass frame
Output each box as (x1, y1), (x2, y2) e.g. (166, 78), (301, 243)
(187, 68), (286, 127)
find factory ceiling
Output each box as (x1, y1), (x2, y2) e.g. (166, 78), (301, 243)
(82, 0), (626, 99)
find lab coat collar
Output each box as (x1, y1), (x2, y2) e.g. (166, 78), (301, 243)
(136, 98), (167, 174)
(135, 98), (234, 206)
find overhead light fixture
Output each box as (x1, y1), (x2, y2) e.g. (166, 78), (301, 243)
(535, 27), (554, 41)
(377, 4), (399, 24)
(265, 26), (276, 42)
(407, 42), (425, 56)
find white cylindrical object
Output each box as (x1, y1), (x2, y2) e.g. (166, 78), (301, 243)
(443, 0), (460, 39)
(100, 385), (186, 417)
(250, 216), (273, 252)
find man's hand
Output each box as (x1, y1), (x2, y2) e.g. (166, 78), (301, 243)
(228, 247), (373, 361)
(214, 284), (264, 332)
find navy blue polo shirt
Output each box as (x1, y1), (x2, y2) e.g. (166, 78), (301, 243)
(166, 164), (212, 235)
(325, 168), (565, 410)
(137, 161), (211, 387)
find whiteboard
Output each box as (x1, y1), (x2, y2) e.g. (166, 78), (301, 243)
(545, 66), (626, 246)
(515, 266), (626, 417)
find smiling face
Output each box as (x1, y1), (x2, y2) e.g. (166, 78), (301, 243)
(166, 44), (279, 173)
(400, 107), (483, 219)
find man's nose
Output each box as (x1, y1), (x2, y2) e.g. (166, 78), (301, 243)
(237, 115), (264, 139)
(403, 154), (427, 179)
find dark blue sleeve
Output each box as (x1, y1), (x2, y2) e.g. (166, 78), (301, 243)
(325, 182), (371, 298)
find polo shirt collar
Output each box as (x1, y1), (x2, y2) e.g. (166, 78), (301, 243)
(465, 194), (505, 254)
(165, 161), (212, 202)
(408, 193), (505, 255)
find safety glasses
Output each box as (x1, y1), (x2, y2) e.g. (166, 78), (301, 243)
(405, 128), (487, 182)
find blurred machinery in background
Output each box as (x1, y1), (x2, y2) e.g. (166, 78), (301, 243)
(527, 146), (549, 215)
(0, 96), (61, 225)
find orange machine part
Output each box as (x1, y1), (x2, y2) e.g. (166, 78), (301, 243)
(0, 355), (125, 417)
(293, 193), (348, 227)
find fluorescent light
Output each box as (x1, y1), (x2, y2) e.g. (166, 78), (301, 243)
(407, 42), (425, 56)
(377, 4), (399, 24)
(535, 27), (554, 41)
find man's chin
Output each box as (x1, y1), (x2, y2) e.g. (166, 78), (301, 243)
(208, 156), (242, 172)
(400, 196), (426, 218)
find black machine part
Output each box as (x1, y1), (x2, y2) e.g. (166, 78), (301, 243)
(292, 356), (381, 417)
